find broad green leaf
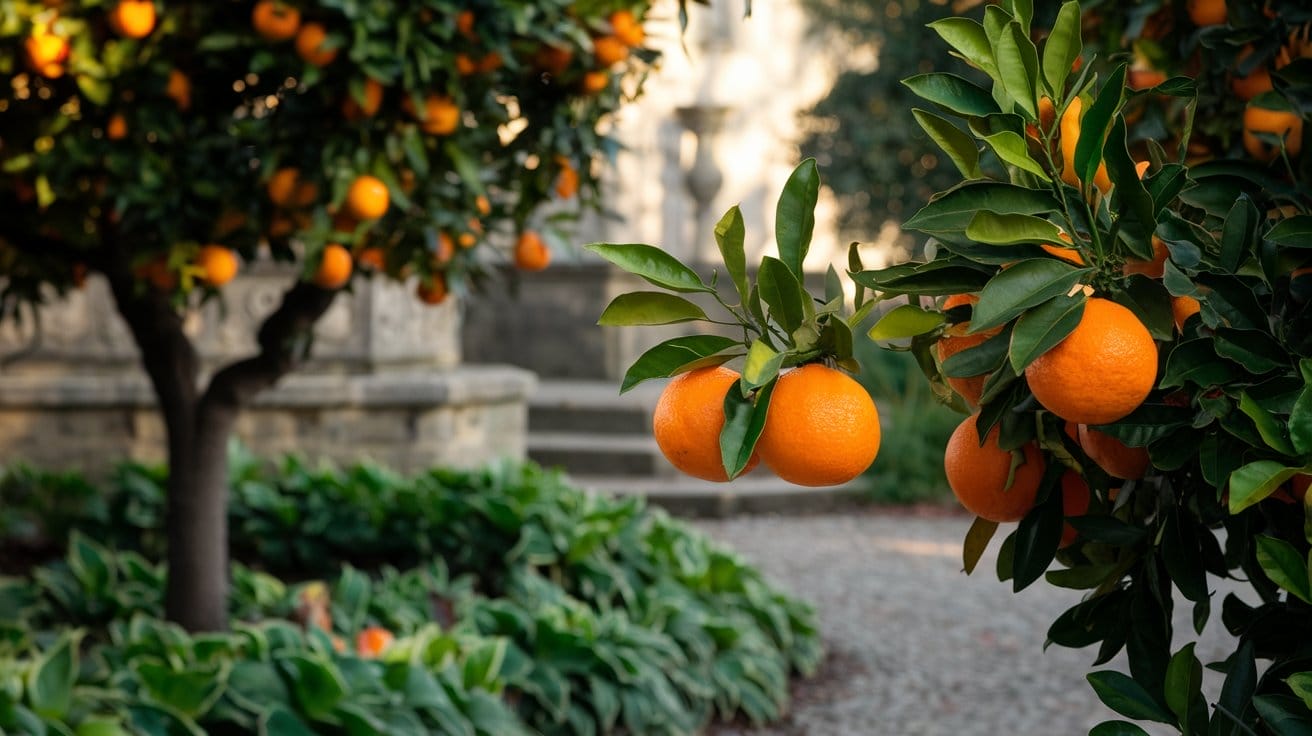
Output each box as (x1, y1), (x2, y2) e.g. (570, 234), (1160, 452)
(1114, 276), (1174, 341)
(942, 327), (1011, 379)
(851, 259), (992, 296)
(127, 703), (207, 736)
(721, 380), (774, 480)
(715, 206), (750, 304)
(1268, 215), (1312, 246)
(1074, 64), (1126, 189)
(818, 316), (855, 362)
(971, 259), (1089, 331)
(741, 339), (785, 390)
(1160, 338), (1242, 390)
(1066, 516), (1148, 546)
(134, 660), (229, 718)
(1013, 487), (1063, 592)
(598, 292), (709, 326)
(1104, 118), (1156, 255)
(1144, 165), (1189, 216)
(1228, 460), (1301, 514)
(1087, 670), (1174, 724)
(1220, 195), (1258, 274)
(1291, 361), (1312, 455)
(1252, 696), (1312, 734)
(1164, 643), (1203, 731)
(75, 717), (131, 736)
(902, 73), (1001, 117)
(966, 211), (1067, 246)
(963, 517), (998, 575)
(994, 22), (1038, 119)
(912, 109), (982, 179)
(904, 181), (1061, 234)
(980, 131), (1047, 177)
(1008, 294), (1085, 373)
(1288, 673), (1312, 710)
(1217, 643), (1257, 733)
(259, 706), (318, 736)
(28, 630), (80, 719)
(867, 305), (946, 341)
(586, 243), (711, 293)
(620, 335), (740, 393)
(1255, 535), (1312, 603)
(1238, 393), (1296, 455)
(462, 639), (507, 691)
(1089, 722), (1151, 736)
(758, 256), (806, 333)
(279, 655), (346, 722)
(1041, 2), (1082, 98)
(775, 160), (820, 278)
(1045, 563), (1122, 589)
(927, 18), (998, 80)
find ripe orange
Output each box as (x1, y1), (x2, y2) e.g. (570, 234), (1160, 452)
(415, 276), (449, 305)
(408, 95), (460, 136)
(346, 175), (389, 220)
(1232, 46), (1273, 101)
(533, 44), (573, 76)
(514, 231), (551, 271)
(1243, 103), (1303, 163)
(26, 32), (69, 78)
(477, 52), (503, 73)
(1172, 295), (1201, 331)
(137, 257), (177, 292)
(357, 247), (385, 271)
(942, 293), (978, 311)
(554, 158), (579, 199)
(1078, 424), (1150, 480)
(593, 36), (629, 67)
(1041, 232), (1083, 265)
(944, 414), (1045, 523)
(196, 245), (239, 286)
(652, 366), (760, 482)
(355, 627), (394, 658)
(455, 54), (478, 76)
(295, 22), (338, 66)
(936, 324), (1000, 407)
(434, 232), (455, 265)
(252, 0), (301, 42)
(342, 78), (384, 119)
(1059, 471), (1092, 548)
(1122, 236), (1168, 278)
(109, 0), (156, 39)
(1024, 298), (1157, 425)
(313, 244), (353, 289)
(1026, 95), (1057, 138)
(1186, 0), (1226, 26)
(756, 364), (881, 487)
(166, 69), (191, 110)
(267, 167), (302, 207)
(106, 113), (128, 140)
(581, 70), (610, 94)
(475, 195), (491, 216)
(610, 10), (645, 47)
(1060, 97), (1112, 193)
(456, 10), (476, 39)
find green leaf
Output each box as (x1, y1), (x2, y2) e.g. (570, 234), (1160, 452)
(1013, 484), (1062, 592)
(1089, 722), (1151, 736)
(1104, 118), (1156, 252)
(721, 380), (774, 480)
(586, 243), (711, 293)
(867, 305), (946, 341)
(1238, 392), (1296, 455)
(462, 639), (507, 691)
(715, 206), (750, 305)
(1228, 460), (1302, 514)
(259, 706), (318, 736)
(1217, 643), (1257, 732)
(850, 259), (992, 296)
(1041, 2), (1082, 98)
(1066, 516), (1148, 546)
(902, 73), (1001, 117)
(1074, 64), (1126, 189)
(77, 75), (112, 106)
(775, 160), (819, 279)
(134, 660), (229, 718)
(927, 18), (998, 80)
(598, 292), (710, 326)
(963, 517), (998, 575)
(75, 718), (131, 736)
(971, 259), (1088, 331)
(28, 630), (80, 719)
(1255, 536), (1312, 603)
(620, 335), (740, 393)
(912, 109), (981, 179)
(1268, 215), (1312, 246)
(904, 181), (1062, 234)
(980, 131), (1048, 177)
(279, 655), (346, 722)
(1008, 294), (1085, 373)
(127, 703), (206, 736)
(1288, 673), (1312, 710)
(1087, 670), (1174, 724)
(1164, 643), (1203, 731)
(1291, 362), (1312, 455)
(994, 22), (1038, 118)
(1220, 195), (1259, 274)
(965, 211), (1067, 246)
(1160, 338), (1242, 390)
(942, 326), (1011, 379)
(1252, 696), (1312, 734)
(758, 257), (806, 334)
(741, 339), (785, 389)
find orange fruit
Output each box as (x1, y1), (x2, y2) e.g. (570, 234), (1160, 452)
(581, 70), (610, 94)
(1060, 97), (1112, 193)
(295, 22), (338, 66)
(944, 415), (1045, 523)
(1041, 232), (1083, 265)
(476, 52), (503, 73)
(652, 366), (760, 482)
(355, 627), (394, 658)
(475, 195), (491, 216)
(267, 213), (296, 239)
(1059, 471), (1092, 548)
(1024, 298), (1157, 425)
(455, 54), (478, 76)
(109, 0), (156, 39)
(942, 293), (978, 311)
(1172, 295), (1200, 331)
(1186, 0), (1226, 26)
(106, 113), (129, 140)
(1122, 236), (1168, 278)
(342, 78), (384, 120)
(408, 95), (460, 136)
(1243, 103), (1303, 163)
(937, 324), (1000, 407)
(610, 10), (645, 47)
(593, 35), (629, 67)
(415, 276), (449, 305)
(432, 233), (455, 266)
(554, 158), (579, 199)
(357, 247), (385, 271)
(25, 33), (69, 77)
(267, 167), (302, 207)
(533, 44), (573, 76)
(456, 10), (476, 39)
(1078, 424), (1150, 480)
(137, 257), (177, 292)
(1294, 474), (1311, 503)
(513, 231), (551, 271)
(313, 244), (353, 289)
(196, 245), (239, 286)
(756, 364), (881, 487)
(346, 175), (390, 220)
(167, 69), (191, 110)
(252, 0), (301, 42)
(1026, 95), (1057, 138)
(1232, 46), (1273, 101)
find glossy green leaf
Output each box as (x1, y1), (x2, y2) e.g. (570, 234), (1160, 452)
(1041, 2), (1082, 98)
(134, 661), (229, 718)
(1228, 460), (1301, 514)
(1268, 215), (1312, 246)
(279, 655), (346, 722)
(128, 703), (207, 736)
(1238, 392), (1296, 455)
(1217, 643), (1258, 733)
(980, 131), (1048, 177)
(1255, 536), (1312, 603)
(1089, 722), (1151, 736)
(963, 517), (998, 575)
(1013, 484), (1062, 592)
(721, 379), (774, 480)
(902, 73), (1001, 117)
(1066, 516), (1148, 546)
(1164, 643), (1203, 731)
(1104, 118), (1155, 255)
(586, 243), (711, 293)
(598, 292), (709, 326)
(971, 259), (1088, 331)
(75, 717), (132, 736)
(818, 317), (855, 362)
(867, 305), (946, 341)
(1288, 673), (1312, 710)
(1087, 670), (1174, 723)
(927, 18), (998, 80)
(851, 259), (992, 296)
(1291, 362), (1312, 455)
(1074, 64), (1126, 188)
(259, 706), (318, 736)
(620, 335), (740, 393)
(994, 22), (1038, 118)
(28, 630), (80, 720)
(1008, 294), (1085, 373)
(775, 160), (819, 279)
(758, 256), (806, 333)
(715, 206), (750, 305)
(742, 339), (785, 389)
(1160, 338), (1242, 390)
(912, 109), (981, 179)
(904, 181), (1061, 234)
(1113, 276), (1174, 341)
(1221, 195), (1259, 274)
(1144, 164), (1189, 216)
(965, 211), (1066, 246)
(942, 327), (1011, 379)
(1252, 695), (1312, 734)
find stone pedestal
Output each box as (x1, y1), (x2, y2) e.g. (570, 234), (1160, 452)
(0, 264), (534, 473)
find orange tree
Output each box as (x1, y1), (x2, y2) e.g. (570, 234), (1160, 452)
(0, 0), (653, 631)
(593, 0), (1312, 732)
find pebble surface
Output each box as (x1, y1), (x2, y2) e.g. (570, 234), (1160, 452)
(694, 510), (1243, 736)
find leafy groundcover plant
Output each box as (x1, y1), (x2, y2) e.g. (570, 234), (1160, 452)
(591, 0), (1312, 732)
(0, 455), (820, 735)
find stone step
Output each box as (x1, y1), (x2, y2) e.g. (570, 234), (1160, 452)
(529, 379), (659, 435)
(528, 432), (666, 477)
(571, 474), (865, 518)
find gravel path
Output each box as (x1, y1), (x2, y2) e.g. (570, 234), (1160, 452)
(693, 510), (1244, 736)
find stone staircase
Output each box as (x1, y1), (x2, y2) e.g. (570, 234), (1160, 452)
(527, 379), (865, 516)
